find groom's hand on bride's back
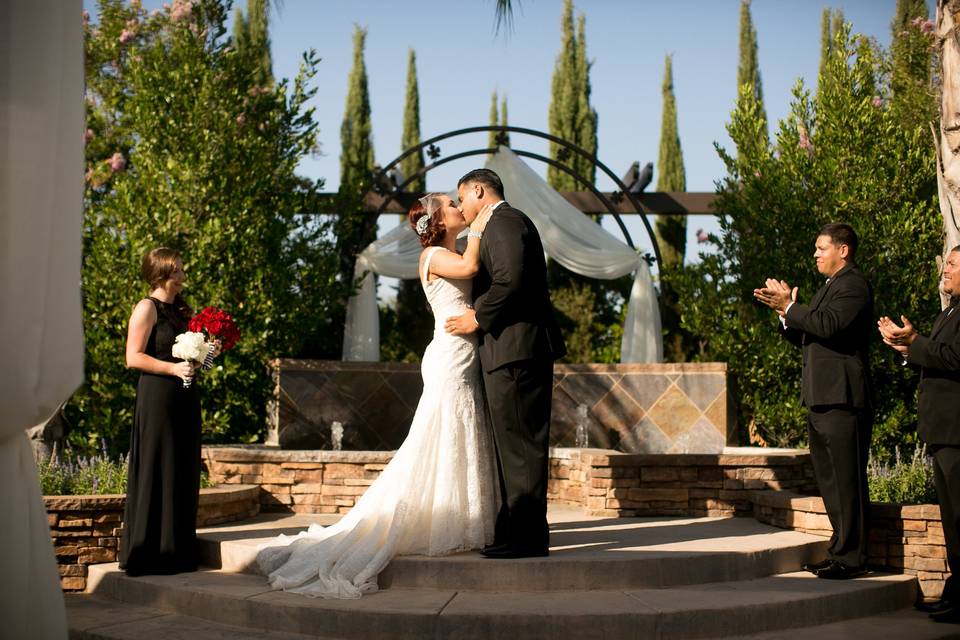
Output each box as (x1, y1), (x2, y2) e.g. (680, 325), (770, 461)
(446, 309), (479, 335)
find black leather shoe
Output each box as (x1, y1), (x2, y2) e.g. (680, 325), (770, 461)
(481, 543), (509, 555)
(814, 560), (867, 580)
(916, 598), (955, 614)
(931, 606), (960, 623)
(801, 558), (833, 574)
(480, 546), (549, 559)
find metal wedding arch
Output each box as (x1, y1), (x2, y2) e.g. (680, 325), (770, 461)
(365, 125), (663, 268)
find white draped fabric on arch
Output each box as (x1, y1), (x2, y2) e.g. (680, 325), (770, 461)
(1, 0), (85, 637)
(342, 146), (663, 364)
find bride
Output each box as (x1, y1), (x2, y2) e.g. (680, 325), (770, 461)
(256, 194), (498, 598)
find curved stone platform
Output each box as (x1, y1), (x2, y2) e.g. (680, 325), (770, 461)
(196, 505), (830, 591)
(67, 506), (923, 639)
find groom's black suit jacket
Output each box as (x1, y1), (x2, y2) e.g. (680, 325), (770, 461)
(473, 203), (566, 372)
(781, 263), (874, 409)
(907, 302), (960, 445)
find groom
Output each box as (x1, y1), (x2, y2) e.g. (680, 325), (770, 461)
(446, 168), (566, 559)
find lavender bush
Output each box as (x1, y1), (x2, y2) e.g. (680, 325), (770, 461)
(867, 445), (937, 505)
(38, 441), (211, 495)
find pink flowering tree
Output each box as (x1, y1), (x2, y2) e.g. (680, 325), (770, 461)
(77, 0), (350, 452)
(672, 21), (940, 457)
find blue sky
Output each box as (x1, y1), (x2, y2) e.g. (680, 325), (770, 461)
(85, 0), (931, 265)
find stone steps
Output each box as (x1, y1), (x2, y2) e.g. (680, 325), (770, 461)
(197, 509), (831, 591)
(65, 594), (320, 639)
(80, 563), (917, 639)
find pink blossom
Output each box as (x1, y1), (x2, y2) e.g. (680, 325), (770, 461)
(696, 229), (709, 244)
(753, 171), (761, 178)
(82, 10), (90, 24)
(130, 0), (142, 8)
(798, 125), (813, 152)
(236, 114), (247, 126)
(911, 16), (924, 27)
(108, 152), (126, 173)
(170, 0), (193, 22)
(84, 129), (94, 144)
(872, 96), (883, 107)
(119, 29), (134, 44)
(921, 20), (935, 34)
(84, 168), (94, 183)
(152, 9), (160, 17)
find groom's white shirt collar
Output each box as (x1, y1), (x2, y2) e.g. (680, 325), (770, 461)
(490, 200), (506, 211)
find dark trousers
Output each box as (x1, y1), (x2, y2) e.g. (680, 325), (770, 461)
(482, 357), (554, 551)
(930, 445), (960, 600)
(807, 405), (872, 567)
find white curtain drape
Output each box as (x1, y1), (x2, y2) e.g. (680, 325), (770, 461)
(342, 147), (663, 363)
(0, 0), (85, 637)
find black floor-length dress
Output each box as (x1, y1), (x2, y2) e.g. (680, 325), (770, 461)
(119, 296), (202, 576)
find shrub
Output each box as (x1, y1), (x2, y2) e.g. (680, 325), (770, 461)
(868, 445), (937, 505)
(74, 0), (348, 454)
(672, 23), (940, 456)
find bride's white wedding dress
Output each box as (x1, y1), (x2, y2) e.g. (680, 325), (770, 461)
(256, 246), (498, 598)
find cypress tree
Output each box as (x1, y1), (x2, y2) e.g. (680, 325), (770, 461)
(655, 55), (686, 267)
(335, 26), (377, 291)
(500, 95), (510, 147)
(736, 0), (767, 139)
(232, 0), (273, 87)
(546, 1), (622, 363)
(488, 90), (500, 150)
(890, 0), (934, 126)
(574, 13), (597, 184)
(819, 8), (831, 83)
(547, 0), (579, 190)
(400, 49), (425, 194)
(818, 9), (845, 94)
(655, 55), (690, 362)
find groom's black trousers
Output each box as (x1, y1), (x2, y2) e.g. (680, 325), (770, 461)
(482, 356), (554, 551)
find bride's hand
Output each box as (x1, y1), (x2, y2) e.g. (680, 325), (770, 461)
(470, 204), (494, 233)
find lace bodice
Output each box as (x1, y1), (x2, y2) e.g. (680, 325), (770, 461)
(421, 247), (474, 335)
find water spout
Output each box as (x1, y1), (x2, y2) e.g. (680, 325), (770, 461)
(331, 421), (344, 451)
(575, 404), (590, 448)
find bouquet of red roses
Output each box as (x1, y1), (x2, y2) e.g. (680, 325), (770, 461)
(188, 306), (240, 369)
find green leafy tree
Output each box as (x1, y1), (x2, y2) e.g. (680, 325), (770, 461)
(232, 0), (273, 88)
(655, 54), (691, 362)
(335, 26), (377, 297)
(737, 0), (767, 142)
(674, 22), (940, 456)
(76, 0), (344, 454)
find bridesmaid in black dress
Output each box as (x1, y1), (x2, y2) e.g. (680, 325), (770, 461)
(119, 247), (204, 576)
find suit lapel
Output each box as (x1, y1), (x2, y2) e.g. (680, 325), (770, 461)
(931, 305), (959, 339)
(809, 264), (854, 311)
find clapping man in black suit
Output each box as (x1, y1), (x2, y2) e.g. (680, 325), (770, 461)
(754, 223), (874, 579)
(879, 245), (960, 622)
(446, 169), (566, 559)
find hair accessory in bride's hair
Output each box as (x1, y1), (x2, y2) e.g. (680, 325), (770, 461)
(416, 194), (440, 236)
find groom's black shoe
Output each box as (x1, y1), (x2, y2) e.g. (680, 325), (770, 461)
(916, 598), (956, 614)
(801, 558), (833, 574)
(930, 606), (960, 623)
(481, 543), (509, 555)
(481, 545), (549, 559)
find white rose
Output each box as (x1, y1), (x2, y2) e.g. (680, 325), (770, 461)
(172, 331), (211, 362)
